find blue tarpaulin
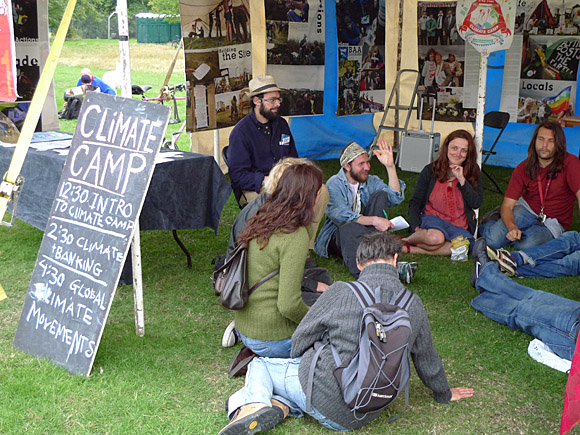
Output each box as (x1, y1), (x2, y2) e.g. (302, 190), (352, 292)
(290, 5), (580, 166)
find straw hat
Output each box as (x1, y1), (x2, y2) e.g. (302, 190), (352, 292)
(247, 75), (283, 97)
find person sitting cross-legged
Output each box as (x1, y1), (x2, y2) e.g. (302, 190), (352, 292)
(218, 232), (474, 435)
(314, 138), (418, 283)
(471, 238), (580, 361)
(486, 230), (580, 278)
(480, 121), (580, 250)
(221, 158), (331, 349)
(403, 129), (482, 256)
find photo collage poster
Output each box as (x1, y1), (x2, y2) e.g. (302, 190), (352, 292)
(265, 0), (325, 116)
(417, 1), (478, 123)
(502, 0), (580, 124)
(336, 0), (386, 116)
(180, 0), (252, 131)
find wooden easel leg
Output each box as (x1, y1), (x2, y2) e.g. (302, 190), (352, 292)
(132, 222), (145, 337)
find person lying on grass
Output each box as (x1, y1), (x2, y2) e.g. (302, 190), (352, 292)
(471, 238), (579, 361)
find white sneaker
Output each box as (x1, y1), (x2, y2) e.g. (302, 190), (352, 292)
(222, 320), (239, 348)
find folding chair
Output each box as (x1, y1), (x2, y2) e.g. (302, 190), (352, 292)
(222, 145), (247, 209)
(482, 111), (510, 194)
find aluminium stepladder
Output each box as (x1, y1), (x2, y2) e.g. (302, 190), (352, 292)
(368, 69), (420, 164)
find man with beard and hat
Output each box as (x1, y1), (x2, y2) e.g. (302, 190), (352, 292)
(314, 139), (416, 282)
(228, 75), (299, 206)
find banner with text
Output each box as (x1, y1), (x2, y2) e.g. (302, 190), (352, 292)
(265, 0), (325, 116)
(336, 0), (385, 116)
(180, 0), (252, 131)
(456, 0), (516, 56)
(500, 0), (580, 123)
(0, 0), (17, 102)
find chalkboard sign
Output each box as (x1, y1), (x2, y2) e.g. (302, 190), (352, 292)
(13, 93), (170, 376)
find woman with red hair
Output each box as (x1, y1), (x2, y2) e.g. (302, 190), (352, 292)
(403, 129), (483, 255)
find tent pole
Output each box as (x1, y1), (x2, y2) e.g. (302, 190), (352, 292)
(475, 54), (488, 168)
(116, 0), (145, 337)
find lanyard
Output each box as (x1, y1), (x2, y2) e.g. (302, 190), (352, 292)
(537, 175), (552, 215)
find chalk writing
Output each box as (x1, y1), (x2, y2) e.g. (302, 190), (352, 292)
(14, 93), (169, 375)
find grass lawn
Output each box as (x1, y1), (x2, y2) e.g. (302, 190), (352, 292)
(1, 39), (578, 434)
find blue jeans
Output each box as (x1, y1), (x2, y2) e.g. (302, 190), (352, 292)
(517, 231), (580, 278)
(227, 357), (348, 431)
(238, 332), (293, 358)
(480, 204), (553, 250)
(471, 262), (580, 360)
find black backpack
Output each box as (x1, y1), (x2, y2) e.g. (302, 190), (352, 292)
(306, 281), (414, 422)
(60, 97), (82, 120)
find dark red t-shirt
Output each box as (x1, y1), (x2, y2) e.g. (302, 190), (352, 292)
(505, 153), (580, 229)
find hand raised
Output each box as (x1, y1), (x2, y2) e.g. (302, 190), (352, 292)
(373, 137), (395, 169)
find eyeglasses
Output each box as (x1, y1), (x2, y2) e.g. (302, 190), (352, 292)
(262, 97), (283, 104)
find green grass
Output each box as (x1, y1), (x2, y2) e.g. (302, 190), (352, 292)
(1, 39), (578, 434)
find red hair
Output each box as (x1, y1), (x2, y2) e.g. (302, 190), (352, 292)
(432, 129), (480, 188)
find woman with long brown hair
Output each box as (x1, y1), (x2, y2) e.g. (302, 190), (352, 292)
(403, 129), (483, 255)
(234, 162), (324, 358)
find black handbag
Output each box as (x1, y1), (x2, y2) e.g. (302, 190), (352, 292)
(212, 242), (279, 310)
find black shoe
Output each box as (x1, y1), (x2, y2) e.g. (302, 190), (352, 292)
(470, 266), (478, 289)
(471, 239), (490, 288)
(472, 238), (489, 268)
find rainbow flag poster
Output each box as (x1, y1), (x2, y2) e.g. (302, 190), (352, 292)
(544, 86), (571, 114)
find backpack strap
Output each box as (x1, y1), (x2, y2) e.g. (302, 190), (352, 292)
(305, 332), (331, 413)
(345, 281), (375, 308)
(389, 287), (414, 311)
(248, 269), (280, 294)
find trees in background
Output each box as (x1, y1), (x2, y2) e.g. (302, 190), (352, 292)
(48, 0), (157, 39)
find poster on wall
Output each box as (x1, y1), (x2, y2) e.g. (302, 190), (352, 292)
(180, 0), (252, 131)
(265, 0), (325, 116)
(7, 0), (58, 131)
(336, 0), (386, 116)
(0, 0), (18, 102)
(417, 1), (479, 122)
(456, 0), (515, 56)
(500, 0), (580, 124)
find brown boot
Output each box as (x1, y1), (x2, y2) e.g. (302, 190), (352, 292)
(218, 402), (284, 434)
(270, 399), (289, 419)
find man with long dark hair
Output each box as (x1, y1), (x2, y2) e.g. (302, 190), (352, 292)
(481, 120), (580, 250)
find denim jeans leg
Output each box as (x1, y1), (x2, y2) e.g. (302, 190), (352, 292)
(472, 262), (580, 360)
(481, 205), (550, 249)
(276, 359), (349, 431)
(228, 358), (348, 431)
(520, 231), (580, 265)
(512, 222), (553, 250)
(518, 251), (580, 278)
(480, 219), (510, 249)
(227, 357), (277, 419)
(238, 333), (293, 358)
